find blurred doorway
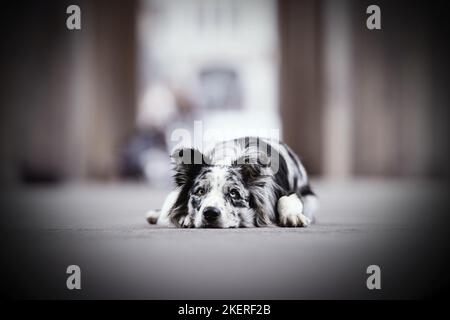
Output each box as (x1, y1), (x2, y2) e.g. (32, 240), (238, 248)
(137, 0), (280, 150)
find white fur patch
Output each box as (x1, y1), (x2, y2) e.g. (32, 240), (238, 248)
(277, 194), (311, 227)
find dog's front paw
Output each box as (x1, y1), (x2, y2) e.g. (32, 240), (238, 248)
(178, 215), (194, 228)
(277, 194), (311, 227)
(279, 212), (311, 227)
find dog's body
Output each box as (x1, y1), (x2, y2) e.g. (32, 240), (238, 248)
(146, 137), (318, 228)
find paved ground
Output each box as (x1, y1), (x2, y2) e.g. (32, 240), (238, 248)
(1, 179), (448, 299)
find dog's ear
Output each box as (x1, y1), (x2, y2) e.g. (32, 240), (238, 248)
(234, 152), (271, 184)
(239, 164), (262, 184)
(171, 148), (209, 187)
(233, 155), (268, 187)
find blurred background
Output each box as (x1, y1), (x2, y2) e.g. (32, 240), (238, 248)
(1, 0), (449, 186)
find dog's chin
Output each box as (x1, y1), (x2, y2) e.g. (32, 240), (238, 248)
(199, 221), (241, 228)
(200, 221), (222, 228)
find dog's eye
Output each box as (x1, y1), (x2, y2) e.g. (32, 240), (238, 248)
(229, 189), (241, 199)
(194, 188), (205, 196)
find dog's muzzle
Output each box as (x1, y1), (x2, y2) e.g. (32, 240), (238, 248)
(202, 206), (221, 228)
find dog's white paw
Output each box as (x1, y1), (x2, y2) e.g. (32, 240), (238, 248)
(178, 215), (193, 228)
(277, 194), (311, 227)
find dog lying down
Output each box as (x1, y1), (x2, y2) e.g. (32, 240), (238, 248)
(146, 137), (318, 228)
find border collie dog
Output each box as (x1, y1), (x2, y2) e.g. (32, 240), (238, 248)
(146, 137), (318, 228)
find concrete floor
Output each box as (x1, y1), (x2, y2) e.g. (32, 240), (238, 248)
(1, 179), (448, 299)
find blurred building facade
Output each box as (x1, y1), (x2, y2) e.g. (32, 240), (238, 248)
(0, 0), (448, 185)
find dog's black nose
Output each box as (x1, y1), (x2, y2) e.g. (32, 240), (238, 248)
(203, 207), (221, 221)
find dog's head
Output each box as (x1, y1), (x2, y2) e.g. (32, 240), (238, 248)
(169, 148), (268, 228)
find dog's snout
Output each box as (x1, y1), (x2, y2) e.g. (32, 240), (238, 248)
(203, 207), (221, 221)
